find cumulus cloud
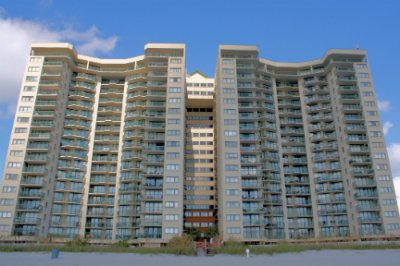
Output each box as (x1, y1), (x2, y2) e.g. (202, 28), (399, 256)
(388, 143), (400, 177)
(394, 177), (400, 210)
(387, 143), (400, 209)
(378, 100), (391, 112)
(383, 121), (393, 135)
(0, 14), (118, 118)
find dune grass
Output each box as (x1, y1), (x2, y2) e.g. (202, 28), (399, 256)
(0, 235), (196, 255)
(0, 238), (399, 256)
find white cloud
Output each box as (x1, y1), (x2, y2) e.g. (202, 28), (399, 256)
(378, 100), (391, 112)
(0, 15), (118, 118)
(388, 143), (400, 177)
(383, 121), (393, 135)
(388, 143), (400, 209)
(394, 177), (400, 210)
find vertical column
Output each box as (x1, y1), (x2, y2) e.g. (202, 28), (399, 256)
(215, 50), (243, 240)
(162, 52), (186, 241)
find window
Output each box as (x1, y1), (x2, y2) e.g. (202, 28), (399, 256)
(387, 223), (400, 230)
(165, 227), (178, 234)
(169, 87), (182, 93)
(380, 187), (393, 193)
(225, 189), (240, 195)
(0, 224), (9, 232)
(365, 101), (376, 106)
(224, 109), (236, 115)
(7, 162), (21, 169)
(369, 131), (382, 137)
(2, 186), (16, 193)
(227, 227), (241, 234)
(23, 86), (36, 91)
(166, 152), (180, 159)
(372, 142), (385, 148)
(224, 141), (238, 147)
(362, 91), (373, 97)
(170, 68), (181, 73)
(166, 176), (179, 183)
(225, 164), (239, 171)
(384, 211), (398, 217)
(5, 174), (18, 180)
(223, 98), (236, 104)
(226, 214), (240, 221)
(225, 176), (239, 182)
(30, 57), (42, 63)
(9, 150), (23, 157)
(223, 88), (235, 94)
(165, 201), (179, 208)
(168, 108), (180, 114)
(14, 128), (27, 133)
(21, 96), (34, 102)
(356, 64), (368, 69)
(222, 59), (234, 64)
(357, 73), (369, 78)
(168, 119), (180, 124)
(225, 153), (238, 159)
(366, 111), (377, 116)
(0, 212), (12, 218)
(165, 189), (179, 195)
(167, 130), (181, 136)
(0, 199), (14, 205)
(222, 68), (234, 74)
(360, 82), (371, 87)
(166, 164), (180, 171)
(165, 215), (179, 221)
(170, 58), (182, 64)
(383, 199), (395, 205)
(25, 76), (38, 82)
(19, 106), (32, 113)
(169, 77), (182, 83)
(226, 201), (240, 208)
(223, 78), (235, 84)
(378, 175), (391, 181)
(168, 98), (181, 103)
(376, 164), (388, 170)
(27, 66), (40, 72)
(166, 141), (180, 147)
(224, 130), (237, 137)
(17, 117), (30, 123)
(368, 121), (379, 127)
(12, 139), (25, 145)
(374, 153), (386, 159)
(224, 119), (236, 125)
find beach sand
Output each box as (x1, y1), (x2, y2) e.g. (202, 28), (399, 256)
(1, 249), (399, 266)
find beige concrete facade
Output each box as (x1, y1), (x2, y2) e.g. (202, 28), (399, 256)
(0, 43), (399, 244)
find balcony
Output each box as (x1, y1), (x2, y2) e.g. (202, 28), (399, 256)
(16, 203), (42, 211)
(351, 168), (374, 176)
(354, 192), (378, 199)
(29, 132), (51, 139)
(358, 217), (382, 223)
(315, 175), (342, 183)
(14, 217), (41, 224)
(19, 190), (43, 198)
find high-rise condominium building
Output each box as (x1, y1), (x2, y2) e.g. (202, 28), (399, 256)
(0, 43), (399, 244)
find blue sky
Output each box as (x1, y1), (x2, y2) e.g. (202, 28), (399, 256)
(0, 0), (399, 197)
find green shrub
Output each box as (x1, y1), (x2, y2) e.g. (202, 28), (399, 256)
(166, 234), (195, 255)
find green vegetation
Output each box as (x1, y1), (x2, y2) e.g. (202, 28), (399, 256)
(0, 239), (399, 256)
(0, 235), (196, 255)
(165, 234), (196, 255)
